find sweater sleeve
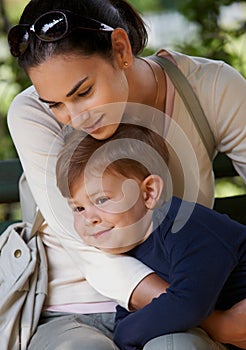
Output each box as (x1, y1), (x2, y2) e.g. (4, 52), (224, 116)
(173, 50), (246, 182)
(201, 61), (246, 181)
(7, 87), (153, 308)
(192, 61), (246, 181)
(114, 222), (237, 349)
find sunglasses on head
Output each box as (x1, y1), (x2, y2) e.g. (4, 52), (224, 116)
(8, 10), (114, 57)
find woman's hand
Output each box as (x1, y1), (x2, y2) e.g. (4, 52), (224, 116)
(201, 299), (246, 349)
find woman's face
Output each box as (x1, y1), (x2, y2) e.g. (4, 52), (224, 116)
(28, 54), (129, 139)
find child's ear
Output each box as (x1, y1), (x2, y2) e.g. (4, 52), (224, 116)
(141, 175), (164, 209)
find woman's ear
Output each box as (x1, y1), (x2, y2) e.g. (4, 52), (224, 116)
(111, 28), (133, 68)
(141, 175), (164, 209)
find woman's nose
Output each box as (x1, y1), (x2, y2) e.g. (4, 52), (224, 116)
(63, 102), (89, 127)
(69, 110), (90, 129)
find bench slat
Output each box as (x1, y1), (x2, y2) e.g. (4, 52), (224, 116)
(0, 158), (23, 203)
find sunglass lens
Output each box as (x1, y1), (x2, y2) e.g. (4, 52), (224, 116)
(34, 12), (67, 41)
(8, 25), (29, 57)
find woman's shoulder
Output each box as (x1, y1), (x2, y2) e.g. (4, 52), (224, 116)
(8, 85), (56, 125)
(158, 48), (223, 66)
(10, 85), (43, 109)
(156, 48), (239, 82)
(7, 84), (63, 145)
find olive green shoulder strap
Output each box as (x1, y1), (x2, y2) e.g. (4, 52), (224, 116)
(149, 55), (215, 160)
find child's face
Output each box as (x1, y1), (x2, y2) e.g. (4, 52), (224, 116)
(69, 171), (153, 254)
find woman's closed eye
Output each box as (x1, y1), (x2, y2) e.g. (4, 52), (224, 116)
(49, 102), (62, 110)
(78, 86), (92, 98)
(48, 87), (93, 110)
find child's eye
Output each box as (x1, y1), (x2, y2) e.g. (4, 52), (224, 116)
(74, 206), (85, 213)
(96, 197), (109, 205)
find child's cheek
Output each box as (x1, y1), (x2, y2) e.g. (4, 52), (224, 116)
(73, 213), (86, 239)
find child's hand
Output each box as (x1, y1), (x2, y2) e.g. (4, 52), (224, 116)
(114, 312), (139, 350)
(115, 305), (131, 325)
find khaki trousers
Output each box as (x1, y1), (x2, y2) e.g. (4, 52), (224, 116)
(28, 312), (230, 350)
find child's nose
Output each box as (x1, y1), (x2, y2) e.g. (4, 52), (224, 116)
(84, 211), (102, 226)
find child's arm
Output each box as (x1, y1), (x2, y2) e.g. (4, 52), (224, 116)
(114, 220), (241, 349)
(128, 271), (246, 350)
(130, 273), (246, 349)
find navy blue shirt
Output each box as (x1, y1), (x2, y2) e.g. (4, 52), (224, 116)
(114, 197), (246, 350)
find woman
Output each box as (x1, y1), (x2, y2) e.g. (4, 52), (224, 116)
(7, 0), (246, 349)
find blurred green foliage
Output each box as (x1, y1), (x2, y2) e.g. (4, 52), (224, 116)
(130, 0), (175, 12)
(0, 0), (30, 158)
(175, 0), (246, 76)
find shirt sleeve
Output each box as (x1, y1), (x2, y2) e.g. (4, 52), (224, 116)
(202, 62), (246, 181)
(7, 87), (153, 308)
(173, 51), (246, 183)
(114, 218), (237, 349)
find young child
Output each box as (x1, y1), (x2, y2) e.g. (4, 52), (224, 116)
(56, 123), (246, 350)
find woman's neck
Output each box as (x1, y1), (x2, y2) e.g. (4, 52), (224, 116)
(127, 56), (166, 112)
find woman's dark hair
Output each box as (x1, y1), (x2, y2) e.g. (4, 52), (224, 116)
(17, 0), (148, 69)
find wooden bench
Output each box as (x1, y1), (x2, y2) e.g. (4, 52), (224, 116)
(213, 154), (246, 225)
(0, 158), (23, 233)
(0, 155), (245, 234)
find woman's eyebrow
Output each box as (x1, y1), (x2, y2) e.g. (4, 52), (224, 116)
(38, 76), (89, 103)
(66, 77), (89, 97)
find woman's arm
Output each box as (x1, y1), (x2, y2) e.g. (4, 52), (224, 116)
(7, 87), (154, 308)
(201, 61), (246, 181)
(201, 300), (246, 349)
(129, 272), (169, 310)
